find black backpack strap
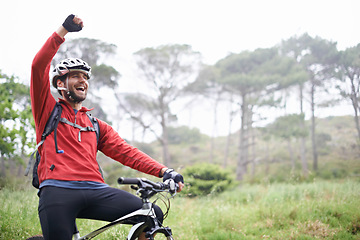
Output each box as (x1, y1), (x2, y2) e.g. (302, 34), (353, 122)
(86, 112), (100, 145)
(52, 103), (64, 154)
(25, 145), (41, 176)
(42, 102), (62, 140)
(25, 102), (63, 176)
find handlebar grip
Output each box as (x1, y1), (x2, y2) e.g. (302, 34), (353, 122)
(118, 177), (176, 192)
(117, 177), (140, 185)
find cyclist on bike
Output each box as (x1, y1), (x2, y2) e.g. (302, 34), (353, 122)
(30, 14), (184, 240)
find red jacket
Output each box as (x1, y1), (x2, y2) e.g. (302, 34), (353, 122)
(30, 32), (165, 185)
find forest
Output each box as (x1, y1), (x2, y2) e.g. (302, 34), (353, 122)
(1, 32), (360, 186)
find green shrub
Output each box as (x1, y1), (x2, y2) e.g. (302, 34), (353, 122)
(181, 163), (236, 197)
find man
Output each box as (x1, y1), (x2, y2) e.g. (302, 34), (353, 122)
(30, 14), (184, 240)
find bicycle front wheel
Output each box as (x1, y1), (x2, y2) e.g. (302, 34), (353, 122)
(26, 235), (44, 240)
(130, 235), (174, 240)
(127, 232), (174, 240)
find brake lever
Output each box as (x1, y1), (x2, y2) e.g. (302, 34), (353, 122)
(164, 179), (178, 195)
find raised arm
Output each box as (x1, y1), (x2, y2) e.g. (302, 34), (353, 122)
(30, 14), (84, 139)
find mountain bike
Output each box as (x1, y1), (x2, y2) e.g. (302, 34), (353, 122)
(26, 177), (178, 240)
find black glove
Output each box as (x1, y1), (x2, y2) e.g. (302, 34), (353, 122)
(62, 14), (82, 32)
(163, 169), (184, 184)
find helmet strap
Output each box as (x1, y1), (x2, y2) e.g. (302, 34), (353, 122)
(65, 76), (73, 99)
(57, 75), (69, 92)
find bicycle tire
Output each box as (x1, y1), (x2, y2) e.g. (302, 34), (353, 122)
(130, 235), (174, 240)
(130, 231), (174, 240)
(26, 235), (44, 240)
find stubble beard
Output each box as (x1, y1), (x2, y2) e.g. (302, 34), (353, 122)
(65, 90), (87, 103)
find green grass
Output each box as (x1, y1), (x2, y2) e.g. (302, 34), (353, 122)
(1, 179), (360, 239)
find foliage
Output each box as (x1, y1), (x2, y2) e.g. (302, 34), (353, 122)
(0, 70), (33, 163)
(315, 132), (332, 155)
(267, 113), (308, 140)
(167, 126), (202, 144)
(181, 163), (236, 197)
(336, 43), (360, 142)
(216, 47), (304, 93)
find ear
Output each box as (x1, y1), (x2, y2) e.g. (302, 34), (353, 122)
(57, 78), (65, 89)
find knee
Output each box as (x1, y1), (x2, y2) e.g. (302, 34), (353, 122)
(153, 204), (164, 223)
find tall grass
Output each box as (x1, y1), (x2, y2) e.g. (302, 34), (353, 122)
(1, 179), (359, 239)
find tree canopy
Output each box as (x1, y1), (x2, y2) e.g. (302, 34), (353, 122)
(0, 71), (33, 166)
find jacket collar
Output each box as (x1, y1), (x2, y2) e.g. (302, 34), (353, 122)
(58, 98), (94, 112)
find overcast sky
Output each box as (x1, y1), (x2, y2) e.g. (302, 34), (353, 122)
(1, 0), (359, 77)
(0, 0), (358, 137)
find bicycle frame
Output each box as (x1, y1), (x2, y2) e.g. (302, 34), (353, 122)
(73, 204), (172, 239)
(72, 178), (176, 240)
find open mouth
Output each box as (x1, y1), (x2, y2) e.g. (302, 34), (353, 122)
(75, 86), (86, 92)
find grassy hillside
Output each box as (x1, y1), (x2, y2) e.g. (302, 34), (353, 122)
(1, 180), (359, 239)
(100, 115), (360, 185)
(1, 115), (359, 239)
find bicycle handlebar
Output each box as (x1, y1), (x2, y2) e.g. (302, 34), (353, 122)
(117, 177), (141, 185)
(117, 177), (177, 193)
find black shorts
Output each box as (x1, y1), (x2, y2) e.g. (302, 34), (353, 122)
(38, 186), (163, 240)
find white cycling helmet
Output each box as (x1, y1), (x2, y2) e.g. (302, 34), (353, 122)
(52, 58), (92, 88)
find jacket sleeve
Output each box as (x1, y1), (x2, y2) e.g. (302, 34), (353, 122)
(97, 120), (166, 177)
(30, 32), (64, 140)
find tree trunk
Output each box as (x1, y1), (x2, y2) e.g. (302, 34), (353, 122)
(310, 82), (318, 171)
(161, 126), (171, 167)
(349, 76), (360, 146)
(299, 84), (308, 177)
(287, 139), (295, 170)
(10, 159), (16, 175)
(236, 93), (248, 181)
(224, 94), (235, 168)
(210, 94), (220, 163)
(224, 115), (234, 168)
(300, 137), (308, 177)
(224, 130), (231, 168)
(159, 98), (171, 166)
(265, 143), (270, 176)
(17, 163), (23, 177)
(1, 155), (6, 177)
(250, 124), (256, 180)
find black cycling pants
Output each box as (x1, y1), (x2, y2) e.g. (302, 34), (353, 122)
(38, 186), (164, 240)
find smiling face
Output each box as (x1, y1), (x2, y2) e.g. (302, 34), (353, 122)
(57, 71), (89, 105)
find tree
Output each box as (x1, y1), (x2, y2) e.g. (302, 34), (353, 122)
(305, 37), (338, 171)
(130, 44), (201, 166)
(268, 114), (308, 171)
(336, 44), (360, 146)
(0, 70), (33, 177)
(280, 33), (312, 177)
(281, 34), (339, 171)
(215, 47), (303, 181)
